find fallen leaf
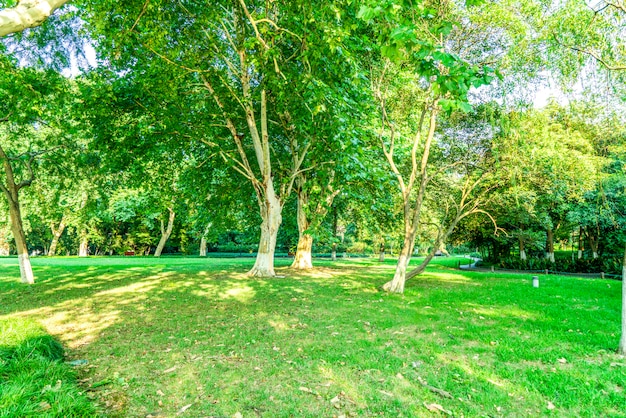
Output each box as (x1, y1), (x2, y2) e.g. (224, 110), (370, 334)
(299, 386), (312, 393)
(233, 413), (243, 418)
(330, 396), (341, 404)
(547, 401), (556, 410)
(39, 401), (51, 411)
(557, 358), (567, 364)
(176, 404), (192, 415)
(163, 366), (177, 374)
(424, 402), (451, 415)
(156, 390), (165, 396)
(396, 373), (405, 380)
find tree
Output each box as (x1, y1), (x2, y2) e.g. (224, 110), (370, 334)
(360, 1), (497, 293)
(0, 54), (71, 282)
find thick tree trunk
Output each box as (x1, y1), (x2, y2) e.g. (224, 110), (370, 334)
(519, 237), (527, 261)
(292, 193), (313, 269)
(48, 215), (66, 257)
(545, 228), (555, 262)
(154, 208), (175, 257)
(8, 200), (34, 283)
(618, 243), (626, 355)
(249, 180), (282, 277)
(382, 233), (415, 293)
(78, 232), (88, 257)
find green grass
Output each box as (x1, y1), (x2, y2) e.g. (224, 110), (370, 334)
(0, 317), (98, 417)
(0, 255), (624, 417)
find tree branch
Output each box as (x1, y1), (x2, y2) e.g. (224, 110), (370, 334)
(0, 0), (69, 37)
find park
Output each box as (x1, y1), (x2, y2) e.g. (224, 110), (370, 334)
(0, 0), (625, 417)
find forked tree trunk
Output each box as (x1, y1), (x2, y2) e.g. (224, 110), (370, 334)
(78, 232), (88, 257)
(48, 215), (66, 257)
(617, 248), (626, 356)
(519, 237), (527, 261)
(155, 208), (175, 257)
(292, 192), (313, 270)
(249, 180), (282, 277)
(545, 228), (555, 262)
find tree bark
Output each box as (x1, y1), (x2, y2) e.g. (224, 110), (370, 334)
(48, 215), (66, 257)
(199, 236), (207, 257)
(78, 231), (88, 257)
(519, 236), (527, 261)
(618, 243), (626, 355)
(578, 227), (583, 259)
(379, 242), (385, 262)
(545, 228), (555, 262)
(249, 179), (282, 277)
(154, 207), (175, 257)
(0, 0), (70, 37)
(383, 233), (415, 293)
(291, 190), (313, 269)
(9, 199), (34, 283)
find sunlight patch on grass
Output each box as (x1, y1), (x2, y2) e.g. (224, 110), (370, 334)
(220, 285), (256, 303)
(471, 306), (538, 321)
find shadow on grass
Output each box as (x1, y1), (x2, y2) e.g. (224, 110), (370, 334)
(0, 257), (624, 417)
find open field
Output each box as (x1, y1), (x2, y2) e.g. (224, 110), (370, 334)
(0, 256), (624, 417)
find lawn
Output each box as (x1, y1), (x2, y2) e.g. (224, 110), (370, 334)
(0, 256), (624, 417)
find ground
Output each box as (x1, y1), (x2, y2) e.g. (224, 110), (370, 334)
(0, 256), (624, 417)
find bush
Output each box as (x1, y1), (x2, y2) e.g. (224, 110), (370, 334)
(496, 255), (621, 275)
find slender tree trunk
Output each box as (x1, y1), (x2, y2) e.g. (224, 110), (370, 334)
(578, 227), (583, 259)
(0, 222), (9, 256)
(155, 208), (175, 257)
(249, 179), (282, 277)
(588, 234), (599, 259)
(8, 199), (34, 283)
(292, 191), (313, 269)
(545, 228), (555, 262)
(48, 215), (66, 257)
(199, 236), (207, 257)
(519, 237), (527, 261)
(618, 243), (626, 355)
(78, 232), (88, 257)
(379, 242), (385, 262)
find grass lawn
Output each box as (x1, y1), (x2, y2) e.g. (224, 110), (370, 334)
(0, 255), (624, 417)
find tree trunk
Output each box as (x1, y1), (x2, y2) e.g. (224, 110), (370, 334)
(379, 242), (385, 262)
(155, 208), (175, 257)
(382, 233), (415, 293)
(292, 191), (313, 269)
(331, 244), (337, 261)
(0, 223), (10, 256)
(545, 228), (555, 262)
(199, 236), (207, 257)
(519, 237), (527, 261)
(48, 215), (66, 257)
(248, 179), (282, 277)
(78, 232), (88, 257)
(0, 0), (70, 37)
(8, 199), (34, 283)
(589, 234), (599, 259)
(618, 243), (626, 355)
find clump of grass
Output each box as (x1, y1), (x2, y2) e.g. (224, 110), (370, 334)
(0, 318), (98, 417)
